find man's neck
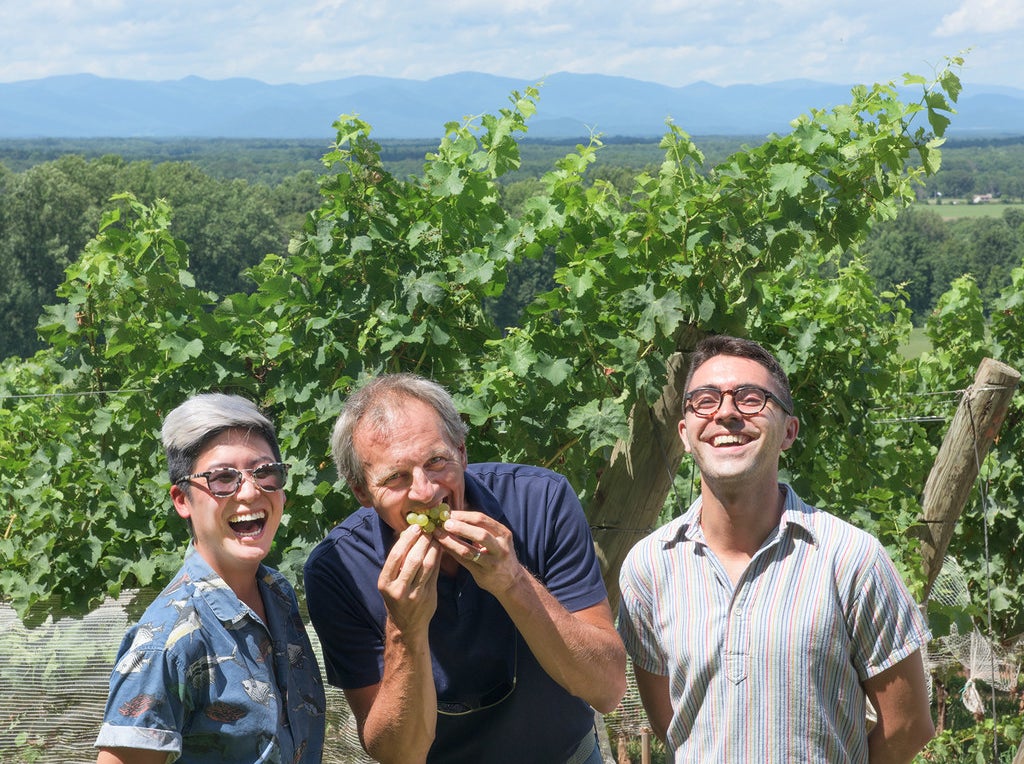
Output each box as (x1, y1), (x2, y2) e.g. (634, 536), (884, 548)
(698, 479), (785, 558)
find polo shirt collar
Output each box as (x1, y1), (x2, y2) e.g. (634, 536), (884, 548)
(463, 468), (511, 526)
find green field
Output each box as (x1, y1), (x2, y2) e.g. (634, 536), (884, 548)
(914, 200), (1024, 219)
(900, 326), (931, 359)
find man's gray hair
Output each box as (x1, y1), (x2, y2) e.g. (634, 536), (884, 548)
(162, 393), (281, 484)
(331, 373), (469, 491)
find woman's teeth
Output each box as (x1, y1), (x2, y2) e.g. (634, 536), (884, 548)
(228, 510), (267, 537)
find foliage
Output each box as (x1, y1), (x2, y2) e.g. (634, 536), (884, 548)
(919, 136), (1024, 201)
(0, 156), (317, 359)
(3, 131), (1024, 362)
(923, 717), (1023, 764)
(863, 205), (1024, 325)
(1, 57), (1006, 639)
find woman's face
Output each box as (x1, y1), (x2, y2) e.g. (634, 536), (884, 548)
(170, 428), (285, 582)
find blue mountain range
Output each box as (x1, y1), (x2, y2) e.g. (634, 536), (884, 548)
(2, 71), (1022, 139)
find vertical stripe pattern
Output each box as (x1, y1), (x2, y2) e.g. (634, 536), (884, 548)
(617, 484), (929, 763)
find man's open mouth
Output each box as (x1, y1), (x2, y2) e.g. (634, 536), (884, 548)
(712, 434), (748, 447)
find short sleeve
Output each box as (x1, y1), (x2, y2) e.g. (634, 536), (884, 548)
(617, 540), (669, 676)
(847, 545), (930, 681)
(304, 537), (387, 690)
(94, 625), (185, 756)
(536, 473), (608, 613)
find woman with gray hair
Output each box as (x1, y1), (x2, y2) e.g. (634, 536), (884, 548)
(95, 393), (325, 764)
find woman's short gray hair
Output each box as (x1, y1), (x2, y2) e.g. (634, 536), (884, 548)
(162, 393), (281, 484)
(331, 373), (469, 492)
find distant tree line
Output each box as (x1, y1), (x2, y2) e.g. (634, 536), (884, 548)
(919, 136), (1024, 201)
(0, 155), (320, 359)
(1, 135), (1023, 359)
(861, 206), (1024, 322)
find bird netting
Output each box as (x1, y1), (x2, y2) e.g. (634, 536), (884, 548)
(9, 556), (1014, 762)
(925, 556), (1021, 713)
(604, 657), (651, 740)
(0, 590), (373, 764)
(0, 590), (629, 763)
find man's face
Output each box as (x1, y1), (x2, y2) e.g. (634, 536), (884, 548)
(351, 397), (468, 531)
(679, 354), (798, 488)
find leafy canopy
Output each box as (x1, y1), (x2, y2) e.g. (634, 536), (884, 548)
(8, 58), (1021, 643)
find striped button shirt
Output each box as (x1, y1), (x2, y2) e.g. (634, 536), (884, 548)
(617, 484), (929, 763)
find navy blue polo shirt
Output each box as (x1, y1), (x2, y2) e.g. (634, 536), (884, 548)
(304, 462), (608, 763)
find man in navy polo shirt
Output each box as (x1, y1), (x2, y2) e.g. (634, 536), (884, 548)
(305, 373), (625, 763)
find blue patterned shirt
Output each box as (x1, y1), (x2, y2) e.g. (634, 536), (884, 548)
(617, 484), (929, 763)
(95, 545), (326, 763)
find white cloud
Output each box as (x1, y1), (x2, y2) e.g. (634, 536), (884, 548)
(936, 0), (1024, 36)
(0, 0), (1018, 87)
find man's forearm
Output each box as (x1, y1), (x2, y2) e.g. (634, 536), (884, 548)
(863, 651), (935, 764)
(496, 567), (626, 712)
(362, 621), (437, 764)
(867, 722), (934, 764)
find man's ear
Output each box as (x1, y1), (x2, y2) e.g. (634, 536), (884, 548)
(678, 418), (693, 453)
(780, 416), (800, 451)
(351, 483), (374, 509)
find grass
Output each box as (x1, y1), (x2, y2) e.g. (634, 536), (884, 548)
(900, 326), (932, 359)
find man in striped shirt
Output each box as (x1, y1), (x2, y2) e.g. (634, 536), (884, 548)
(617, 335), (934, 763)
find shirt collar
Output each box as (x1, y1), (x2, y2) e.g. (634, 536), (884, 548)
(181, 543), (271, 625)
(462, 467), (510, 526)
(658, 483), (818, 548)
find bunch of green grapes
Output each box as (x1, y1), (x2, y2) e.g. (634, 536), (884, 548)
(406, 502), (451, 533)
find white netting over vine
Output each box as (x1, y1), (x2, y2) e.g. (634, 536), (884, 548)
(0, 590), (628, 763)
(16, 557), (1014, 761)
(604, 656), (651, 739)
(0, 590), (373, 764)
(925, 557), (1022, 712)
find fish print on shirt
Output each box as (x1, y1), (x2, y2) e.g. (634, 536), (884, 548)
(113, 649), (152, 676)
(128, 622), (163, 650)
(118, 693), (161, 718)
(186, 646), (242, 689)
(293, 691), (324, 718)
(204, 701), (249, 723)
(243, 677), (274, 705)
(166, 602), (202, 649)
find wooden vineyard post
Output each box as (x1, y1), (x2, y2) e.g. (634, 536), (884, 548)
(616, 733), (629, 764)
(919, 357), (1020, 603)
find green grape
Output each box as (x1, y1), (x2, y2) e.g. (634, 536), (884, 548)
(406, 502), (451, 531)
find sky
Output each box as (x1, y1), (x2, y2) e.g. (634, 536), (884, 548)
(1, 0), (1022, 90)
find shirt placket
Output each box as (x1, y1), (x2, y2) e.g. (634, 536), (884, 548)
(718, 526), (785, 685)
(724, 588), (749, 685)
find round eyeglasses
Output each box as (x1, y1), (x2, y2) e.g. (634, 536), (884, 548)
(684, 385), (793, 418)
(176, 462), (290, 497)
